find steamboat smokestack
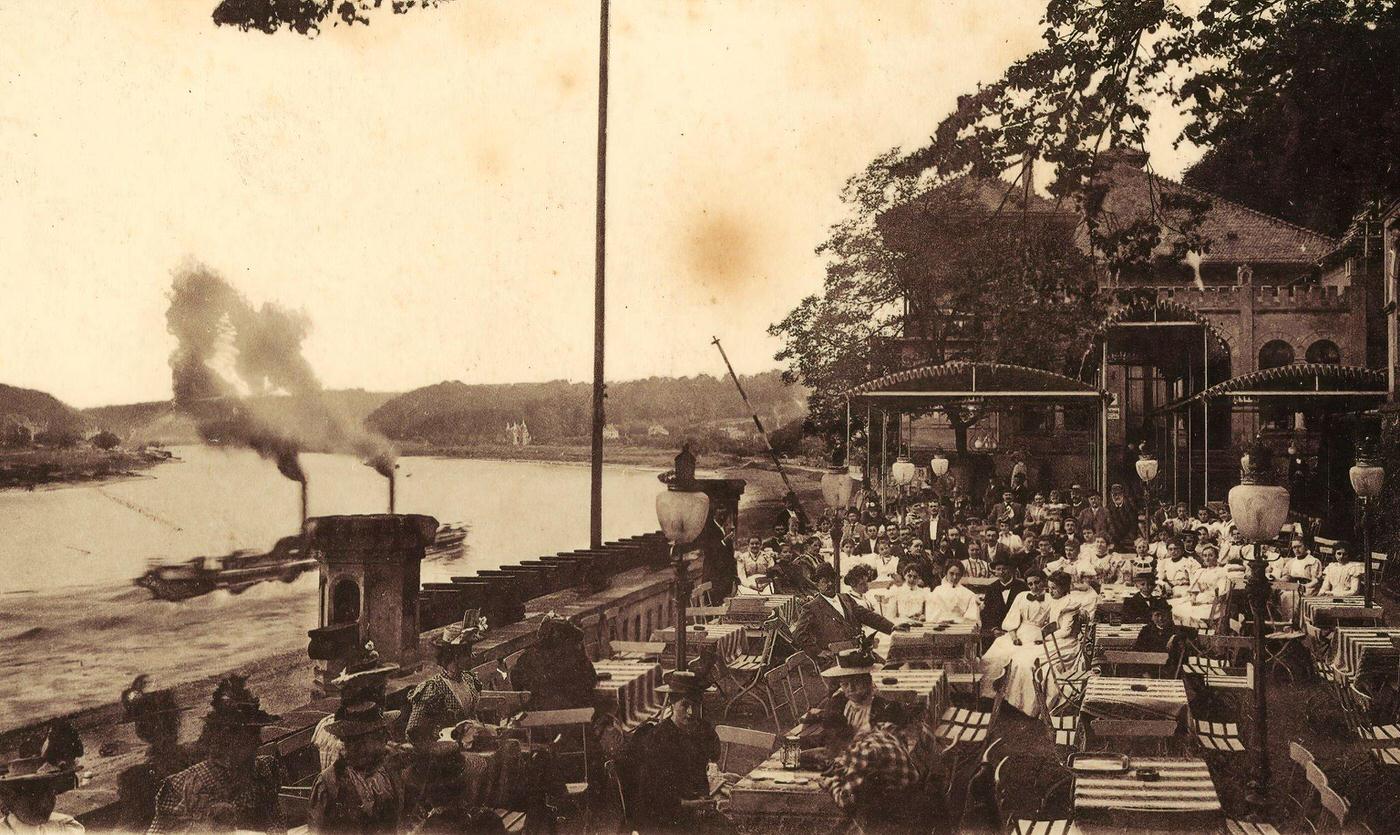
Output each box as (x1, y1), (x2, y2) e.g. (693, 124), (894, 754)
(301, 479), (309, 529)
(388, 470), (396, 514)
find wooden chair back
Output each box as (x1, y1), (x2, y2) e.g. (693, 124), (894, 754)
(471, 659), (508, 690)
(691, 581), (714, 609)
(502, 649), (527, 677)
(1305, 761), (1348, 831)
(785, 655), (811, 714)
(477, 690), (531, 722)
(520, 707), (595, 787)
(689, 605), (729, 625)
(763, 665), (797, 730)
(1100, 650), (1169, 677)
(716, 725), (777, 774)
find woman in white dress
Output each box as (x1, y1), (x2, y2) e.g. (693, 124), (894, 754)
(1169, 544), (1229, 628)
(1270, 539), (1322, 620)
(1038, 573), (1087, 713)
(736, 537), (774, 593)
(1316, 542), (1365, 597)
(925, 561), (980, 623)
(979, 570), (1051, 703)
(889, 565), (932, 621)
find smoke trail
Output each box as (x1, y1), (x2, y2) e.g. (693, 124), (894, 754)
(166, 264), (396, 482)
(1182, 251), (1205, 291)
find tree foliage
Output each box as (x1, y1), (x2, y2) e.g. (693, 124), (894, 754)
(899, 0), (1397, 241)
(91, 431), (121, 451)
(769, 153), (1104, 456)
(212, 0), (451, 36)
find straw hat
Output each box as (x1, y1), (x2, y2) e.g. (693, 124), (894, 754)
(655, 670), (715, 699)
(820, 647), (882, 678)
(431, 609), (487, 648)
(324, 701), (401, 740)
(0, 757), (79, 792)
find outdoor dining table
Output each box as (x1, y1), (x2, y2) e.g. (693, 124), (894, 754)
(1299, 595), (1368, 627)
(727, 753), (838, 820)
(1094, 583), (1132, 619)
(1093, 623), (1144, 648)
(880, 621), (980, 666)
(653, 623), (749, 664)
(1330, 626), (1400, 680)
(872, 668), (948, 722)
(591, 659), (662, 727)
(724, 593), (798, 625)
(1072, 755), (1222, 831)
(1081, 676), (1189, 721)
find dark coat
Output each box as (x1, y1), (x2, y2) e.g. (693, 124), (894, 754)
(980, 579), (1028, 632)
(793, 593), (896, 664)
(510, 636), (598, 711)
(1077, 506), (1110, 538)
(1105, 501), (1139, 549)
(990, 502), (1025, 527)
(619, 718), (720, 832)
(1120, 592), (1160, 625)
(309, 754), (410, 835)
(814, 692), (908, 753)
(695, 517), (737, 600)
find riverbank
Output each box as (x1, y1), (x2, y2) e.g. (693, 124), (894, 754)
(396, 440), (745, 469)
(0, 447), (170, 491)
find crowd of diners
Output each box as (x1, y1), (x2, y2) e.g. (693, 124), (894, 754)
(4, 480), (1375, 834)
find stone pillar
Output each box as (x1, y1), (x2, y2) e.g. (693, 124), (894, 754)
(306, 514), (438, 675)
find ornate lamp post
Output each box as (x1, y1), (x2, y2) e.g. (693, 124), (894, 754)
(656, 445), (710, 672)
(1135, 445), (1159, 540)
(1350, 439), (1385, 609)
(1228, 443), (1290, 815)
(821, 464), (856, 575)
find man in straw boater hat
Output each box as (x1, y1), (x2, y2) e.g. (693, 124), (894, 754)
(0, 721), (85, 834)
(307, 701), (407, 835)
(811, 645), (909, 755)
(147, 676), (284, 834)
(617, 670), (727, 833)
(406, 610), (486, 748)
(114, 676), (196, 833)
(312, 642), (400, 771)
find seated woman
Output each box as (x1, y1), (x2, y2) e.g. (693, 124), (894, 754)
(843, 564), (882, 613)
(1269, 539), (1322, 621)
(735, 537), (774, 593)
(979, 570), (1051, 706)
(1045, 540), (1098, 585)
(406, 612), (484, 748)
(1316, 541), (1365, 597)
(810, 647), (907, 756)
(888, 565), (932, 622)
(1169, 544), (1229, 628)
(618, 671), (726, 834)
(510, 613), (598, 711)
(925, 561), (980, 624)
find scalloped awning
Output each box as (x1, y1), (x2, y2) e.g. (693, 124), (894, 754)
(847, 361), (1106, 410)
(1079, 296), (1232, 382)
(1184, 363), (1385, 403)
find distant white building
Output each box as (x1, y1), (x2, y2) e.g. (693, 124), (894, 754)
(647, 424), (670, 437)
(505, 421), (533, 446)
(602, 424), (620, 440)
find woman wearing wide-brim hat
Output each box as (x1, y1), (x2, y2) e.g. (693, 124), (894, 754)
(617, 670), (725, 832)
(312, 642), (401, 771)
(0, 752), (83, 834)
(309, 702), (409, 835)
(147, 676), (284, 835)
(406, 610), (486, 748)
(114, 677), (197, 834)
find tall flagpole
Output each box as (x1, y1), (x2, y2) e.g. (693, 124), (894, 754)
(590, 0), (609, 549)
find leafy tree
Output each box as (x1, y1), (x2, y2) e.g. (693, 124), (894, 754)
(769, 154), (1103, 456)
(897, 0), (1396, 245)
(34, 429), (80, 449)
(92, 431), (121, 451)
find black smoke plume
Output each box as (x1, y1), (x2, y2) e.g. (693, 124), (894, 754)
(166, 265), (396, 483)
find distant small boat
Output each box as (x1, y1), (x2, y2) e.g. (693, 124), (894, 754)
(426, 523), (468, 561)
(135, 535), (313, 601)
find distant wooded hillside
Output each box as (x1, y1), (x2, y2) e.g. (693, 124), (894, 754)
(82, 389), (398, 446)
(0, 384), (90, 443)
(366, 373), (807, 446)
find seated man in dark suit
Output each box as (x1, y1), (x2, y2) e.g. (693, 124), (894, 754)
(794, 564), (899, 667)
(979, 557), (1027, 647)
(1120, 570), (1165, 625)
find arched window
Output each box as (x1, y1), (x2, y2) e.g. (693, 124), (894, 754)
(331, 578), (361, 624)
(1305, 339), (1341, 364)
(1258, 340), (1295, 370)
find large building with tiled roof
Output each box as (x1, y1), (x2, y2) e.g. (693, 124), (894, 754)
(876, 148), (1384, 529)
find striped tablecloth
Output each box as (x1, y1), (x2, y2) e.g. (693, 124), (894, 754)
(1093, 623), (1144, 648)
(1081, 676), (1188, 721)
(1300, 595), (1369, 627)
(653, 623), (749, 663)
(882, 621), (980, 664)
(1330, 627), (1400, 679)
(874, 668), (948, 722)
(724, 593), (797, 625)
(592, 659), (662, 726)
(1074, 756), (1221, 819)
(728, 754), (838, 818)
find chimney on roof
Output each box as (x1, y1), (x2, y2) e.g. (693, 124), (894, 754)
(1099, 146), (1149, 170)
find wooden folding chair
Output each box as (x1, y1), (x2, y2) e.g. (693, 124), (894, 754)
(688, 605), (729, 626)
(718, 618), (780, 721)
(518, 707), (595, 800)
(477, 690), (531, 723)
(1031, 660), (1080, 763)
(1190, 716), (1245, 753)
(762, 665), (797, 731)
(472, 659), (508, 690)
(1304, 761), (1350, 833)
(992, 753), (1074, 835)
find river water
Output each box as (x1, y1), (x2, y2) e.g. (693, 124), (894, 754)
(0, 446), (667, 728)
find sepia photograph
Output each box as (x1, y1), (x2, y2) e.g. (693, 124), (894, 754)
(2, 0), (1399, 832)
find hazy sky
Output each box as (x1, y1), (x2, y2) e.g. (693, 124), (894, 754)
(1, 0), (1200, 409)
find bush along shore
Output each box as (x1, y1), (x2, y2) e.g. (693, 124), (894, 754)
(0, 446), (172, 490)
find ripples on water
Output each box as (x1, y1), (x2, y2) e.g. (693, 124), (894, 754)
(0, 447), (666, 728)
